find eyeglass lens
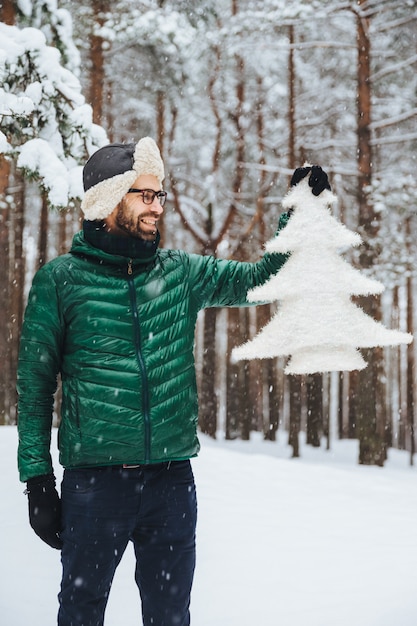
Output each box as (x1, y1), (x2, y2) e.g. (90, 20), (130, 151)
(129, 189), (167, 206)
(143, 190), (166, 206)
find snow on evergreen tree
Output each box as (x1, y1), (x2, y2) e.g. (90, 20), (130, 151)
(232, 177), (413, 375)
(16, 0), (81, 74)
(0, 20), (107, 209)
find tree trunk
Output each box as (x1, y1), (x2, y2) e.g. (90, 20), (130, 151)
(89, 0), (109, 126)
(255, 305), (273, 439)
(38, 193), (49, 269)
(406, 217), (415, 465)
(8, 172), (25, 425)
(0, 156), (11, 424)
(306, 373), (323, 447)
(225, 3), (247, 439)
(354, 3), (386, 465)
(0, 0), (15, 24)
(58, 209), (74, 256)
(226, 307), (247, 440)
(357, 347), (386, 466)
(348, 370), (358, 438)
(265, 359), (280, 441)
(288, 24), (296, 168)
(241, 313), (252, 439)
(392, 285), (407, 450)
(407, 278), (415, 465)
(254, 75), (280, 441)
(288, 375), (302, 457)
(338, 373), (344, 438)
(199, 307), (218, 438)
(286, 24), (302, 457)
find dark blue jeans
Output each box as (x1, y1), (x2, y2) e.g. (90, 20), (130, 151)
(58, 461), (197, 626)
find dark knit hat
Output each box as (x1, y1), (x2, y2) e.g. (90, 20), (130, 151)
(81, 137), (165, 220)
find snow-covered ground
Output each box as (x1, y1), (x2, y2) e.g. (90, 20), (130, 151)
(1, 425), (416, 626)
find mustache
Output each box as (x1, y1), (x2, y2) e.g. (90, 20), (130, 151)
(139, 214), (159, 220)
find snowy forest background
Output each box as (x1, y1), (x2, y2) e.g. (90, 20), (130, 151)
(1, 0), (417, 467)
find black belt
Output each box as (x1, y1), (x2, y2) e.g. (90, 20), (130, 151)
(67, 461), (181, 473)
(116, 461), (174, 470)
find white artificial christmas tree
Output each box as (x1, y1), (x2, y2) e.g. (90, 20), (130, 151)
(232, 177), (413, 375)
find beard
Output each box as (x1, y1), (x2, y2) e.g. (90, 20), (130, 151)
(115, 199), (158, 241)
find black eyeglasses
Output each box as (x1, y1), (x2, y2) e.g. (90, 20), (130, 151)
(127, 188), (167, 207)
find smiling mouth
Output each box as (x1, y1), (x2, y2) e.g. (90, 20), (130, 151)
(140, 218), (158, 235)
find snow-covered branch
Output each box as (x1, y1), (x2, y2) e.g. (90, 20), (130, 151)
(372, 53), (417, 82)
(0, 22), (107, 209)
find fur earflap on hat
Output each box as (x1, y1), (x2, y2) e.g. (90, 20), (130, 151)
(81, 137), (165, 221)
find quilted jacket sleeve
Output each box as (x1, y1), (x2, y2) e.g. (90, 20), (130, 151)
(187, 213), (290, 309)
(17, 264), (64, 482)
(187, 249), (288, 310)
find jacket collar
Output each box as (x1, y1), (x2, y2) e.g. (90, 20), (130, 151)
(82, 220), (160, 261)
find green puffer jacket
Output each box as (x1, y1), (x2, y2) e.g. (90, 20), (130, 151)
(17, 231), (287, 481)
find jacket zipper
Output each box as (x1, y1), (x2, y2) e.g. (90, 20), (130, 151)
(127, 261), (151, 462)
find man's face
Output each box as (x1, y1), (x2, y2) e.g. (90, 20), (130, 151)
(106, 174), (164, 241)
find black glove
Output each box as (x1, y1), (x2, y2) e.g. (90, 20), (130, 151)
(290, 165), (331, 196)
(25, 474), (62, 549)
